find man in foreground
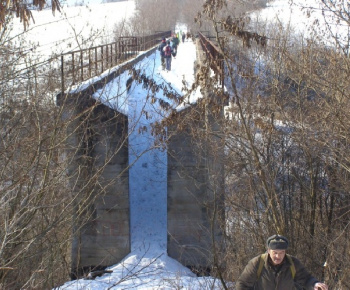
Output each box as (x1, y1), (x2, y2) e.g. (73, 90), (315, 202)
(236, 234), (328, 290)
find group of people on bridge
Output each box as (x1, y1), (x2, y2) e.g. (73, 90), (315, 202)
(158, 32), (190, 71)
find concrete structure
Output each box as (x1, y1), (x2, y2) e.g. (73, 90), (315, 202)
(167, 103), (225, 275)
(57, 38), (225, 278)
(167, 39), (225, 275)
(58, 93), (130, 279)
(57, 47), (159, 279)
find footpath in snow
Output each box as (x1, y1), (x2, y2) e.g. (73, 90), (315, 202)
(128, 39), (200, 253)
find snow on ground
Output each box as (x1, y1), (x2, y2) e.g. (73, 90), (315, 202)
(57, 39), (224, 289)
(9, 1), (135, 60)
(127, 39), (202, 253)
(58, 250), (223, 290)
(252, 0), (318, 34)
(252, 0), (349, 47)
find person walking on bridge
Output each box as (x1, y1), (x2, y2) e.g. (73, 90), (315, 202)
(158, 37), (166, 70)
(171, 34), (179, 58)
(236, 234), (328, 290)
(163, 40), (173, 71)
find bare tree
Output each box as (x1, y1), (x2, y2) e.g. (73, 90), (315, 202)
(0, 0), (61, 30)
(0, 3), (136, 289)
(153, 0), (350, 288)
(129, 0), (180, 34)
(0, 44), (73, 288)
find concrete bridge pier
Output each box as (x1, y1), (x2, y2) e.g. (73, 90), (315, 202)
(57, 37), (226, 279)
(58, 94), (130, 279)
(167, 38), (225, 275)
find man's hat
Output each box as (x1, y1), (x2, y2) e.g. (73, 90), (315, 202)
(266, 234), (289, 250)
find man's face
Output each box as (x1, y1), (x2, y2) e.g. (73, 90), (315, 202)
(268, 249), (286, 265)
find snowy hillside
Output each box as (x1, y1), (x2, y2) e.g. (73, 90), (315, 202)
(9, 1), (135, 60)
(252, 0), (349, 47)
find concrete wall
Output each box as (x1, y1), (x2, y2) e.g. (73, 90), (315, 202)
(61, 95), (129, 279)
(56, 46), (162, 279)
(58, 38), (225, 278)
(167, 38), (225, 274)
(167, 103), (225, 274)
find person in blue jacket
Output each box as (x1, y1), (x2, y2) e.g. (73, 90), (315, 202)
(171, 34), (179, 58)
(158, 37), (166, 70)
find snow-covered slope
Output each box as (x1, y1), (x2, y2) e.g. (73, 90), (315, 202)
(252, 0), (349, 47)
(9, 1), (135, 59)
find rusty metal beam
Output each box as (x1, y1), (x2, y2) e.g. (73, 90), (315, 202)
(198, 32), (224, 89)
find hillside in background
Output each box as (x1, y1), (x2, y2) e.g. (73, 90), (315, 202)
(9, 1), (135, 60)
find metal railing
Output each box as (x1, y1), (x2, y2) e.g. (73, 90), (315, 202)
(60, 31), (171, 93)
(198, 32), (224, 89)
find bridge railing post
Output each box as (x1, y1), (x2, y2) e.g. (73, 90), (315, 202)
(198, 32), (225, 91)
(80, 51), (83, 82)
(72, 53), (75, 85)
(61, 55), (64, 95)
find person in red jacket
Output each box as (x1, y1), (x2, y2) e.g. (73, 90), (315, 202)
(236, 235), (328, 290)
(162, 41), (173, 71)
